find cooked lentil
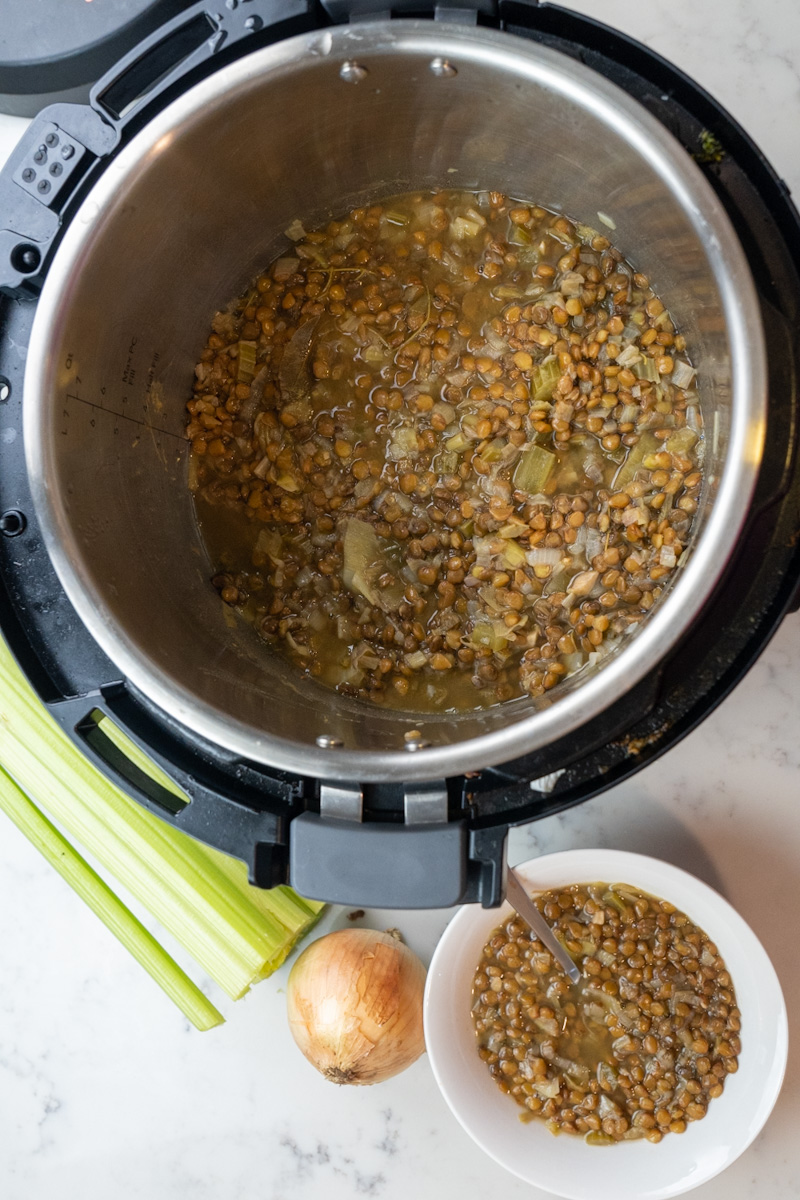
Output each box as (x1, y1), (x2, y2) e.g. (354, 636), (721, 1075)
(471, 882), (740, 1144)
(187, 190), (703, 711)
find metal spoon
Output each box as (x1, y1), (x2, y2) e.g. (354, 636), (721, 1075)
(506, 865), (581, 985)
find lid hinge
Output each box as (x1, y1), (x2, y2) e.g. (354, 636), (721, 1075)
(320, 1), (498, 24)
(403, 781), (448, 824)
(319, 781), (364, 821)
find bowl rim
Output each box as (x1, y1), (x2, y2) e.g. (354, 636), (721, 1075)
(423, 848), (788, 1200)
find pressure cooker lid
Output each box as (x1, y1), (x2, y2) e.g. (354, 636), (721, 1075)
(0, 0), (192, 116)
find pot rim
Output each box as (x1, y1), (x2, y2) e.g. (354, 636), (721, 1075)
(24, 20), (767, 783)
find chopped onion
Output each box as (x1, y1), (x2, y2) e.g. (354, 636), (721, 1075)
(567, 568), (599, 596)
(686, 403), (703, 432)
(285, 631), (312, 657)
(533, 1077), (561, 1099)
(273, 257), (300, 281)
(560, 271), (584, 297)
(526, 547), (564, 567)
(404, 650), (428, 670)
(599, 1094), (622, 1119)
(616, 345), (641, 368)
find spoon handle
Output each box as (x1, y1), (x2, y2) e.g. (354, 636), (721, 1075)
(506, 867), (581, 985)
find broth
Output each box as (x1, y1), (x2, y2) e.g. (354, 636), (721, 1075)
(186, 191), (702, 712)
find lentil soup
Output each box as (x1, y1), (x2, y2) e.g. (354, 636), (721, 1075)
(472, 882), (740, 1144)
(186, 191), (703, 712)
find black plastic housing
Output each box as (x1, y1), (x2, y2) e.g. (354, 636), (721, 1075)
(0, 0), (798, 906)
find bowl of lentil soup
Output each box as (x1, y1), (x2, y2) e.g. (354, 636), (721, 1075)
(424, 849), (787, 1199)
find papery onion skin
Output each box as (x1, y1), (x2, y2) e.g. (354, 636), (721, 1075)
(286, 928), (427, 1085)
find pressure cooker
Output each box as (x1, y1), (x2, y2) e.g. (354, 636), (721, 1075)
(1, 0), (799, 909)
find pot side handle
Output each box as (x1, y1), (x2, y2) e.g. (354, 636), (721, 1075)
(48, 690), (299, 890)
(89, 0), (315, 137)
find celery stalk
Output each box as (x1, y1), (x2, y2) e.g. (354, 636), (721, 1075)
(0, 767), (224, 1031)
(237, 340), (257, 382)
(513, 444), (556, 493)
(0, 636), (323, 1000)
(530, 360), (560, 406)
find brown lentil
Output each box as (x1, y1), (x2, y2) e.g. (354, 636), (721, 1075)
(472, 882), (738, 1145)
(188, 190), (703, 712)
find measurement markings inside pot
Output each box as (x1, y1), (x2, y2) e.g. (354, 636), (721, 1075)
(66, 392), (187, 442)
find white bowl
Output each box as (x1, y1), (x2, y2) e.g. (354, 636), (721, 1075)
(424, 849), (787, 1200)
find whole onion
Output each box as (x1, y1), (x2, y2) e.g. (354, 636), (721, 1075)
(286, 927), (427, 1085)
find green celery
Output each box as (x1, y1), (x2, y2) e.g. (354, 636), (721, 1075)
(0, 635), (324, 1000)
(613, 431), (661, 490)
(666, 427), (699, 455)
(634, 355), (658, 383)
(237, 340), (257, 382)
(530, 359), (561, 406)
(513, 444), (556, 493)
(0, 767), (223, 1031)
(502, 540), (528, 569)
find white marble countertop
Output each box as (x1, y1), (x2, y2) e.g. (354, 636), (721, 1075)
(1, 2), (798, 1197)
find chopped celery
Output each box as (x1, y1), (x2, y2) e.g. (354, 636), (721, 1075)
(237, 340), (257, 383)
(513, 444), (556, 493)
(0, 636), (324, 1003)
(585, 1132), (616, 1147)
(530, 359), (561, 405)
(498, 518), (529, 538)
(502, 540), (528, 569)
(0, 768), (223, 1031)
(388, 424), (421, 460)
(666, 427), (699, 455)
(613, 431), (661, 489)
(479, 437), (507, 464)
(382, 211), (409, 226)
(671, 360), (697, 389)
(451, 216), (483, 240)
(362, 341), (387, 365)
(634, 354), (658, 383)
(471, 621), (508, 652)
(434, 450), (459, 475)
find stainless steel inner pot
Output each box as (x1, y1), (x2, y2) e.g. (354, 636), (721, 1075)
(24, 21), (766, 783)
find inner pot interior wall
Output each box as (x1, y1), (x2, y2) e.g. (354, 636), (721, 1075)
(33, 32), (733, 756)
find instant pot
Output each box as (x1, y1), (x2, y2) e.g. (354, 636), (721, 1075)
(1, 0), (799, 909)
